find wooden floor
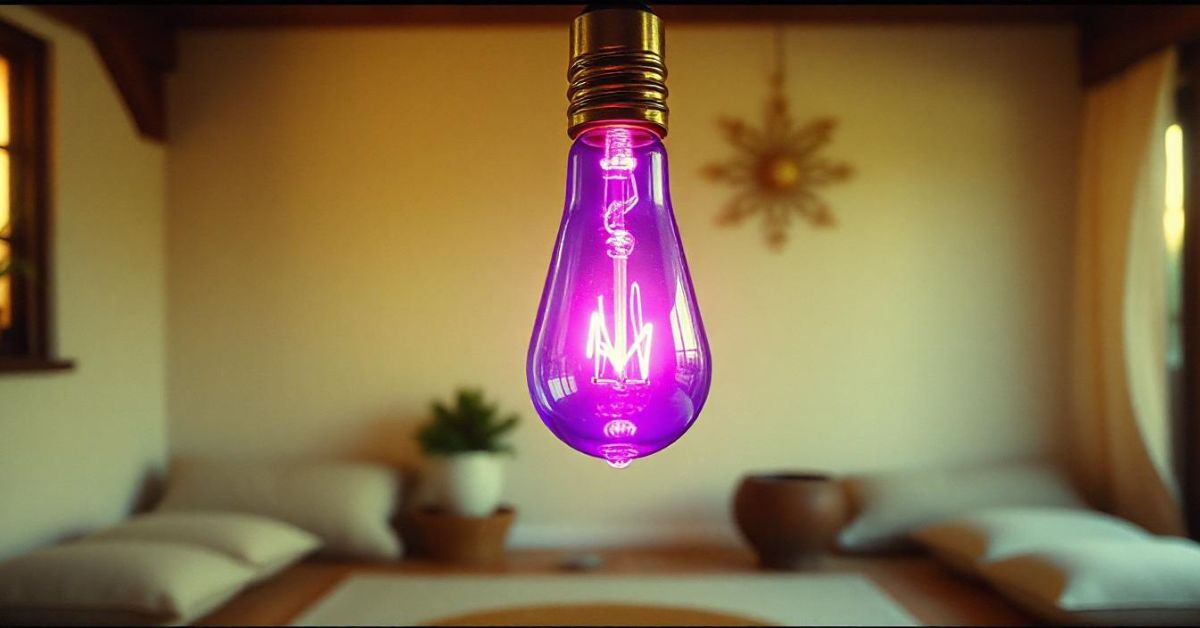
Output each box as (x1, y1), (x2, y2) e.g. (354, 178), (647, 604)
(199, 545), (1033, 626)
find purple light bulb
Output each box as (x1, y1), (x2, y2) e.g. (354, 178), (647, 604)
(527, 125), (712, 468)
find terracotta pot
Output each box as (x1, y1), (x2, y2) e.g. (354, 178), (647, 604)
(732, 472), (847, 570)
(411, 506), (515, 566)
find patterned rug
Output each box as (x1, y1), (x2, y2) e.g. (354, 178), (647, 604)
(292, 574), (918, 626)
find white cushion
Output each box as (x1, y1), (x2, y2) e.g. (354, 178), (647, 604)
(88, 511), (321, 580)
(838, 460), (1086, 553)
(911, 506), (1148, 575)
(981, 537), (1200, 625)
(158, 459), (402, 561)
(0, 539), (255, 626)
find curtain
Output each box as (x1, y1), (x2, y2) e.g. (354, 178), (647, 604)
(1072, 49), (1186, 535)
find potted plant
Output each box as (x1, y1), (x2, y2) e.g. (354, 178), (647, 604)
(0, 248), (24, 345)
(417, 388), (519, 517)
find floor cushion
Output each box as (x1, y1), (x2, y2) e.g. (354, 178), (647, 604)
(838, 460), (1086, 553)
(157, 458), (403, 561)
(88, 510), (321, 580)
(981, 537), (1200, 625)
(0, 539), (255, 626)
(910, 506), (1148, 575)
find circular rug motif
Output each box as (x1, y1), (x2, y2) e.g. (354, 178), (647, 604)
(432, 602), (771, 626)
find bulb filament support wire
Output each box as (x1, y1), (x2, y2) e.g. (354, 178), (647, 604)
(586, 127), (653, 389)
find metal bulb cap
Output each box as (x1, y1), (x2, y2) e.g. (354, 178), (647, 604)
(567, 7), (668, 139)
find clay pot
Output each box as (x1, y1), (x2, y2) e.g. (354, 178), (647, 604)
(733, 472), (847, 570)
(411, 506), (515, 566)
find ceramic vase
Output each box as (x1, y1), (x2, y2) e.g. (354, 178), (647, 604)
(426, 452), (504, 517)
(733, 472), (848, 570)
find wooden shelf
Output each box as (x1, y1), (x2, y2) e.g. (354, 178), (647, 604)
(0, 357), (75, 373)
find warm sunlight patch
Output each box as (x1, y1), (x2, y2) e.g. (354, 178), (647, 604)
(1165, 123), (1185, 255)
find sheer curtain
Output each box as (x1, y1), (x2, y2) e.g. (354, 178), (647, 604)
(1071, 49), (1185, 535)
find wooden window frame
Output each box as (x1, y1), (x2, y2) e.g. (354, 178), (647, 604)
(0, 19), (70, 372)
(1181, 44), (1200, 539)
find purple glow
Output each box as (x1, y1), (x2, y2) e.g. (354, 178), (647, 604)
(528, 126), (712, 468)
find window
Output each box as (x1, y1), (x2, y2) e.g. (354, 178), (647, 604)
(0, 19), (65, 370)
(1174, 48), (1200, 535)
(1166, 122), (1186, 420)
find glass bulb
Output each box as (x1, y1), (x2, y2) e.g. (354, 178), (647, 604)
(528, 125), (712, 468)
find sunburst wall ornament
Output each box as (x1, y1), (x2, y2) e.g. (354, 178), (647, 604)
(702, 28), (854, 250)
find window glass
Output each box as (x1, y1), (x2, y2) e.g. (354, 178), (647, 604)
(1165, 122), (1186, 431)
(0, 56), (10, 332)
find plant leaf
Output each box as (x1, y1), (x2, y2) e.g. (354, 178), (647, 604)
(417, 387), (521, 455)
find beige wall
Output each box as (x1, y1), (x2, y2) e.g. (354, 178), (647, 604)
(0, 8), (166, 559)
(167, 24), (1079, 544)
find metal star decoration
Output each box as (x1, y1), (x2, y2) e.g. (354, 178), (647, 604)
(703, 47), (853, 250)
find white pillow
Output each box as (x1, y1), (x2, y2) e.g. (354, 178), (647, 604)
(911, 506), (1148, 575)
(0, 539), (255, 626)
(158, 459), (403, 561)
(981, 537), (1200, 625)
(838, 460), (1086, 553)
(88, 511), (321, 580)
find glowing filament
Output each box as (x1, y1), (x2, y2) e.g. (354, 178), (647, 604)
(587, 287), (653, 383)
(585, 128), (654, 386)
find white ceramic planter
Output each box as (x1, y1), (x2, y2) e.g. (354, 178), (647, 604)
(426, 452), (504, 517)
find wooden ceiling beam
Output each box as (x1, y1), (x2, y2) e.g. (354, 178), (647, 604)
(39, 4), (1200, 141)
(162, 4), (1080, 28)
(37, 5), (174, 142)
(1079, 5), (1200, 86)
(31, 3), (1085, 145)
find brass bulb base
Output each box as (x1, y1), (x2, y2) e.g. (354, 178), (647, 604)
(567, 7), (667, 139)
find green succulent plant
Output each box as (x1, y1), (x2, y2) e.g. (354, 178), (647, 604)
(417, 388), (520, 456)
